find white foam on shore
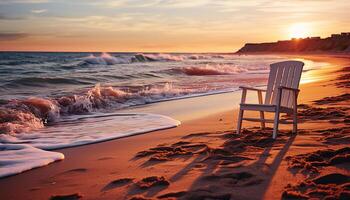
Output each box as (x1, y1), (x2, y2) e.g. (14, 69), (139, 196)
(0, 144), (64, 178)
(0, 113), (180, 177)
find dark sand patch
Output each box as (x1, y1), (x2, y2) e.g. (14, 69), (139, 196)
(339, 66), (350, 72)
(335, 66), (350, 88)
(159, 189), (231, 200)
(282, 173), (350, 200)
(202, 147), (253, 164)
(97, 157), (114, 161)
(316, 127), (350, 145)
(338, 73), (350, 81)
(314, 93), (350, 105)
(336, 80), (350, 88)
(62, 168), (88, 174)
(296, 105), (350, 121)
(223, 129), (289, 153)
(336, 72), (350, 88)
(50, 193), (82, 200)
(157, 191), (187, 199)
(135, 176), (169, 189)
(286, 147), (350, 173)
(102, 178), (134, 191)
(127, 177), (170, 199)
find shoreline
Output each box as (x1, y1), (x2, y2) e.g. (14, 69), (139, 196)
(0, 54), (349, 200)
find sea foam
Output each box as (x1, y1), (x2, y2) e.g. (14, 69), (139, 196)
(0, 113), (180, 177)
(0, 143), (64, 178)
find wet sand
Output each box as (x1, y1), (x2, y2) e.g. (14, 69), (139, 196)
(0, 54), (349, 200)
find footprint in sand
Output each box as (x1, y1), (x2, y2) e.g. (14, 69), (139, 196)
(135, 176), (170, 189)
(101, 178), (134, 191)
(282, 173), (350, 200)
(314, 93), (350, 105)
(316, 127), (350, 144)
(286, 147), (350, 174)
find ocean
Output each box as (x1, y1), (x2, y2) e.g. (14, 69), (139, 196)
(0, 52), (327, 177)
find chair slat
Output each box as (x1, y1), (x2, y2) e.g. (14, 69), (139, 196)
(270, 65), (285, 104)
(291, 64), (303, 88)
(264, 65), (277, 104)
(286, 64), (303, 107)
(282, 65), (296, 107)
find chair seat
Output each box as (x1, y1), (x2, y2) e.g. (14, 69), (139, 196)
(240, 103), (293, 114)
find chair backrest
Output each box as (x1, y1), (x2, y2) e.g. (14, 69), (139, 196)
(264, 60), (304, 108)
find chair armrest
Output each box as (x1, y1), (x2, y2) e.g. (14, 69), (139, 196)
(279, 86), (299, 93)
(239, 86), (267, 92)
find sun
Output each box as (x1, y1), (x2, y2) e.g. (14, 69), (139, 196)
(288, 23), (311, 39)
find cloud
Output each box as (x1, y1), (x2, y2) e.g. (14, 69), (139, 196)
(0, 0), (49, 4)
(88, 0), (211, 8)
(0, 32), (29, 41)
(31, 9), (47, 14)
(0, 13), (24, 20)
(155, 0), (211, 8)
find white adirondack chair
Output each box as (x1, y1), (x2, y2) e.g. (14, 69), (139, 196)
(236, 60), (304, 139)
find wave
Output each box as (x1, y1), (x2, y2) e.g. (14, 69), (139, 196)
(0, 83), (198, 135)
(140, 53), (184, 62)
(0, 108), (44, 135)
(130, 53), (184, 62)
(83, 53), (184, 65)
(180, 64), (247, 76)
(83, 53), (130, 65)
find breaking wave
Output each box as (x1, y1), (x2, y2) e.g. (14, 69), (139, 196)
(83, 53), (183, 65)
(180, 64), (247, 76)
(0, 83), (197, 135)
(141, 53), (184, 62)
(83, 53), (130, 65)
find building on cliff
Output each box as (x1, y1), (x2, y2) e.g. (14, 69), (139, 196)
(237, 32), (350, 53)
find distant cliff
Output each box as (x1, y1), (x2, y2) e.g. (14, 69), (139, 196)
(236, 32), (350, 54)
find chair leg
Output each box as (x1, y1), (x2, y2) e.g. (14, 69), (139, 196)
(293, 109), (298, 134)
(236, 109), (244, 134)
(257, 91), (265, 130)
(259, 111), (265, 129)
(273, 111), (280, 139)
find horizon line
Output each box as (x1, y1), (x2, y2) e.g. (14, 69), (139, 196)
(0, 50), (238, 54)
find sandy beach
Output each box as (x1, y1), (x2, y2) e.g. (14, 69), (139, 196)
(0, 54), (349, 200)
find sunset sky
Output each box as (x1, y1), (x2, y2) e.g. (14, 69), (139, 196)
(0, 0), (349, 52)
